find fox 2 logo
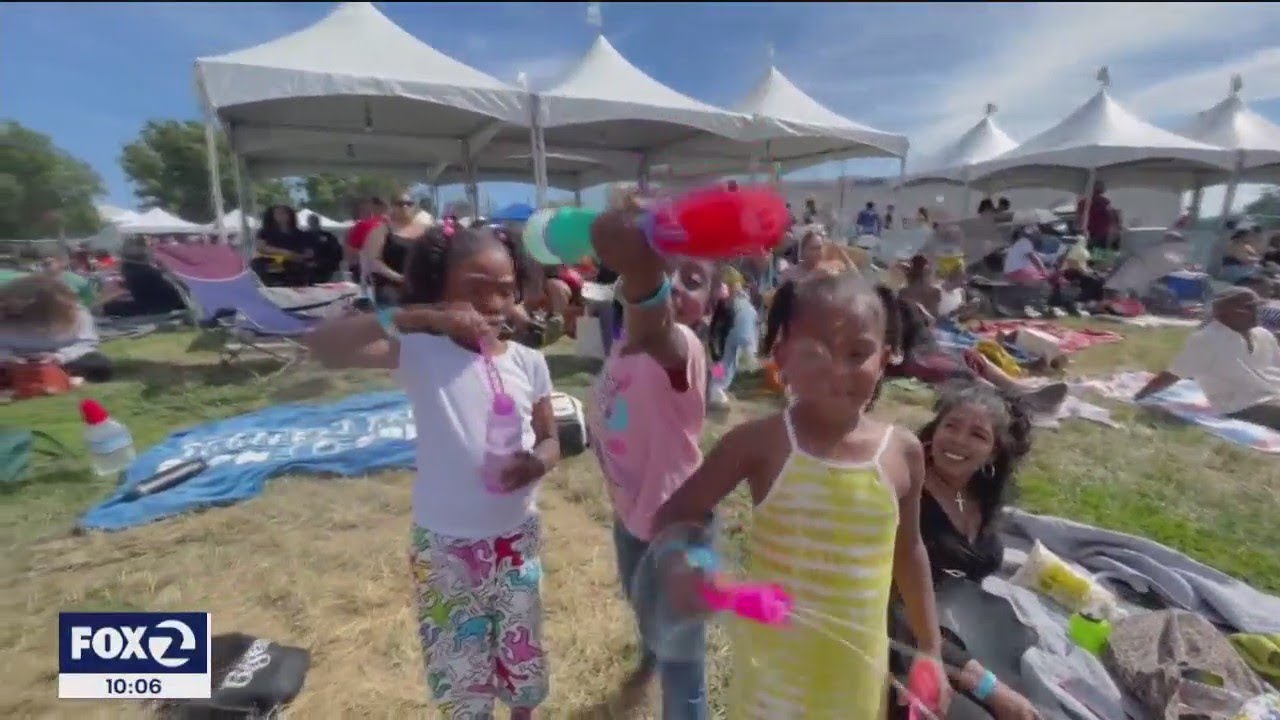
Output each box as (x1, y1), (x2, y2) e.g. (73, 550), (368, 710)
(59, 612), (210, 675)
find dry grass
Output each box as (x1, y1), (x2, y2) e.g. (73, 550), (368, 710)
(2, 322), (1279, 718)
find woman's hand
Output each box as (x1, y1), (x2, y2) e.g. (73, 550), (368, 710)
(987, 685), (1040, 720)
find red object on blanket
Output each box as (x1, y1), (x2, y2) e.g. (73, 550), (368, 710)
(970, 320), (1122, 355)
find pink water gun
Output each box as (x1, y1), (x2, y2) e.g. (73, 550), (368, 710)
(684, 547), (793, 626)
(906, 658), (942, 720)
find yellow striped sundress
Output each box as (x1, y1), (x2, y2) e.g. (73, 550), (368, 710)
(729, 411), (900, 720)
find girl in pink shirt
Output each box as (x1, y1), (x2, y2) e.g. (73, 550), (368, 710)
(585, 201), (714, 719)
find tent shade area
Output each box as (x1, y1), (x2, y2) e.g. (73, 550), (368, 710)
(117, 208), (208, 235)
(902, 105), (1018, 186)
(1181, 79), (1280, 185)
(657, 66), (908, 176)
(196, 2), (531, 177)
(968, 73), (1234, 193)
(518, 35), (750, 159)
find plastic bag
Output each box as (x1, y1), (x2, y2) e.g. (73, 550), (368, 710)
(1010, 540), (1118, 618)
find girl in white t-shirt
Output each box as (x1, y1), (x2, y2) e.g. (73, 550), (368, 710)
(307, 224), (559, 720)
(1003, 228), (1050, 285)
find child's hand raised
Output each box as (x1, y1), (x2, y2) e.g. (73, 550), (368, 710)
(590, 205), (664, 279)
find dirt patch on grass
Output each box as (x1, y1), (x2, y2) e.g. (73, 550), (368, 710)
(3, 465), (644, 719)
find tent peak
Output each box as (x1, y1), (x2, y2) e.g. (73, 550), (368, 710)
(1096, 66), (1111, 88)
(1230, 73), (1244, 97)
(984, 102), (998, 117)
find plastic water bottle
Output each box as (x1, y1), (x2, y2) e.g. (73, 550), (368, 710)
(80, 399), (135, 477)
(480, 392), (523, 494)
(477, 337), (523, 493)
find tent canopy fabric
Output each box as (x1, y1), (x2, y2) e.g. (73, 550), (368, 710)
(196, 2), (529, 178)
(968, 88), (1235, 193)
(653, 66), (909, 178)
(531, 35), (750, 154)
(902, 108), (1018, 186)
(117, 208), (208, 235)
(1180, 92), (1280, 184)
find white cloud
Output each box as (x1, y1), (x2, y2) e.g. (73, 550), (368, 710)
(1130, 47), (1280, 117)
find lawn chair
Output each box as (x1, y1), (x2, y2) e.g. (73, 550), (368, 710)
(170, 270), (318, 376)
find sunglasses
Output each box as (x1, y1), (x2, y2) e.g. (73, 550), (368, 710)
(394, 200), (415, 207)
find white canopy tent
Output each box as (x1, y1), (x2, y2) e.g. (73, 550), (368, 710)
(522, 35), (752, 195)
(297, 208), (352, 230)
(902, 105), (1018, 186)
(656, 66), (909, 180)
(898, 104), (1018, 216)
(95, 203), (141, 225)
(194, 1), (534, 246)
(116, 208), (208, 235)
(968, 69), (1234, 196)
(1179, 75), (1280, 220)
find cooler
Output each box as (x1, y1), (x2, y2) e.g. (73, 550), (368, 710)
(1161, 271), (1209, 303)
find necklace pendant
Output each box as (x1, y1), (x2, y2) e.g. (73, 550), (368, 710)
(955, 492), (965, 513)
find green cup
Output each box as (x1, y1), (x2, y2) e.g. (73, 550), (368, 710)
(1068, 612), (1111, 655)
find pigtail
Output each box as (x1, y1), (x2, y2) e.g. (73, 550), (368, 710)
(761, 279), (797, 356)
(490, 226), (536, 303)
(400, 226), (455, 304)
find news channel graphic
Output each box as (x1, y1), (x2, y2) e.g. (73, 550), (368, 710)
(58, 612), (211, 700)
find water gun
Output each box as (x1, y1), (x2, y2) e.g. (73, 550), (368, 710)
(522, 185), (790, 266)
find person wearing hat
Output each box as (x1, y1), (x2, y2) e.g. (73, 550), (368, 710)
(1135, 287), (1280, 428)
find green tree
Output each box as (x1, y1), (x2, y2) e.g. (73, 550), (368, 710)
(1244, 187), (1280, 228)
(0, 121), (104, 239)
(119, 119), (293, 223)
(300, 174), (404, 220)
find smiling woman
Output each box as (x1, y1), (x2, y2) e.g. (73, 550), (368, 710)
(889, 380), (1040, 720)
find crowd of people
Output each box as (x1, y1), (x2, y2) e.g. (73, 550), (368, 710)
(301, 189), (1058, 720)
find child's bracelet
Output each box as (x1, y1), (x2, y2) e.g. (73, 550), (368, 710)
(627, 275), (672, 309)
(376, 307), (400, 338)
(973, 670), (998, 701)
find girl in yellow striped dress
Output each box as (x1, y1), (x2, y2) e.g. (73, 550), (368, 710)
(656, 271), (948, 720)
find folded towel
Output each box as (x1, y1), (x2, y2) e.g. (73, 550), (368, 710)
(1231, 633), (1280, 688)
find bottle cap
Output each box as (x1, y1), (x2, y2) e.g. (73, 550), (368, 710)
(80, 399), (109, 425)
(492, 394), (515, 415)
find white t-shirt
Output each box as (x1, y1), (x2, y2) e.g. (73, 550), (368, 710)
(1003, 237), (1039, 275)
(1169, 321), (1280, 415)
(396, 334), (553, 538)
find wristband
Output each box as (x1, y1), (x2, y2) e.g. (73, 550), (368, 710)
(628, 275), (673, 309)
(376, 307), (400, 338)
(973, 670), (998, 701)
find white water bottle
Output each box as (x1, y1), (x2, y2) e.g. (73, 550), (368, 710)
(480, 393), (523, 494)
(81, 398), (135, 476)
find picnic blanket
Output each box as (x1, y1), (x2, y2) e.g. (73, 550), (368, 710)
(933, 321), (1034, 364)
(935, 510), (1280, 720)
(971, 320), (1124, 355)
(1095, 314), (1201, 329)
(1075, 371), (1280, 453)
(80, 391), (416, 531)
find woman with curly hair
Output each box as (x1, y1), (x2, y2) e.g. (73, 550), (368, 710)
(0, 274), (112, 382)
(890, 381), (1041, 720)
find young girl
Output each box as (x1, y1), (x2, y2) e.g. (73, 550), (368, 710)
(306, 225), (559, 719)
(655, 270), (948, 720)
(585, 198), (715, 718)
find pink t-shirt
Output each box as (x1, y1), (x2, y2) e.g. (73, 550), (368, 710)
(588, 324), (707, 540)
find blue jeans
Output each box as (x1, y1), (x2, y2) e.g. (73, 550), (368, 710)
(714, 296), (759, 393)
(612, 519), (708, 720)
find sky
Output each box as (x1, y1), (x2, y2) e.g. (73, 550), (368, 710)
(3, 1), (1279, 217)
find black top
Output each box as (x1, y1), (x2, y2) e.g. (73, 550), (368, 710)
(889, 491), (1004, 677)
(380, 230), (419, 277)
(257, 228), (306, 254)
(920, 490), (1004, 583)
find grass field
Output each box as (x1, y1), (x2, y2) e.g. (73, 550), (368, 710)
(2, 321), (1278, 718)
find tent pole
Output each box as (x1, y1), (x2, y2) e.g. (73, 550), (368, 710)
(638, 153), (651, 193)
(1188, 183), (1204, 221)
(573, 189), (582, 207)
(203, 117), (228, 245)
(461, 139), (480, 217)
(231, 154), (252, 261)
(893, 157), (906, 231)
(1208, 150), (1246, 276)
(1077, 168), (1098, 244)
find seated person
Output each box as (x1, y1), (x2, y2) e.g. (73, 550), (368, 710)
(0, 274), (113, 382)
(1003, 227), (1050, 286)
(899, 254), (944, 318)
(1055, 239), (1106, 305)
(251, 205), (314, 287)
(1221, 229), (1263, 283)
(1135, 287), (1280, 428)
(889, 381), (1041, 720)
(303, 214), (344, 282)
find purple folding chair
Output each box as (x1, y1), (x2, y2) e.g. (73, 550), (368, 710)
(173, 271), (318, 374)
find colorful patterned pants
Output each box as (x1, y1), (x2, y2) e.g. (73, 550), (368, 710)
(410, 517), (548, 718)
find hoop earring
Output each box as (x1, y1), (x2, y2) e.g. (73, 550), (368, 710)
(981, 463), (996, 479)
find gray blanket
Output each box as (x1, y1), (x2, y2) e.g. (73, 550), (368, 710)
(1002, 509), (1280, 635)
(932, 510), (1280, 719)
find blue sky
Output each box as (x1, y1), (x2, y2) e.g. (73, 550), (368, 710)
(3, 1), (1279, 215)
